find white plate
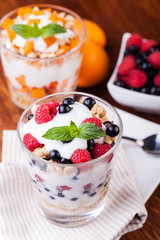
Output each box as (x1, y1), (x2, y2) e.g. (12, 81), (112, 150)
(107, 32), (160, 114)
(116, 108), (160, 203)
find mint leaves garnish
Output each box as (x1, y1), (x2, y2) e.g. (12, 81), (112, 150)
(40, 23), (66, 38)
(42, 121), (106, 141)
(10, 22), (66, 39)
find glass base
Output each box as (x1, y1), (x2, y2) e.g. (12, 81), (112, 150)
(39, 203), (105, 227)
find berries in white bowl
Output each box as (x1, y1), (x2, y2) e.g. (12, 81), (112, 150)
(107, 33), (160, 114)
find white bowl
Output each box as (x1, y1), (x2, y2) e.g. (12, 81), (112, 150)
(107, 32), (160, 114)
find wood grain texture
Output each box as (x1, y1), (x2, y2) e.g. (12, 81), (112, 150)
(0, 0), (160, 239)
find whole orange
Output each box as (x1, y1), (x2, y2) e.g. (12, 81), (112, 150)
(77, 40), (109, 88)
(84, 19), (107, 47)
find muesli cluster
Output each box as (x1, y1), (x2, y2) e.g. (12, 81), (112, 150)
(0, 6), (85, 108)
(22, 96), (120, 215)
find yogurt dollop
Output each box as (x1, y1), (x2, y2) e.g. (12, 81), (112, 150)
(23, 102), (98, 159)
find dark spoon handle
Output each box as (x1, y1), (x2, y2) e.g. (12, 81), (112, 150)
(122, 136), (137, 142)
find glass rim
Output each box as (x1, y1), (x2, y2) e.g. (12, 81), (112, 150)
(0, 4), (86, 61)
(17, 91), (123, 167)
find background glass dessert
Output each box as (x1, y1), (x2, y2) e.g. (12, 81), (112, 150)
(17, 92), (123, 227)
(0, 5), (86, 109)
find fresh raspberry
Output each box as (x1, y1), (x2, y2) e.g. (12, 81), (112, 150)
(106, 153), (114, 163)
(118, 55), (136, 76)
(141, 40), (158, 52)
(91, 143), (111, 159)
(49, 100), (59, 108)
(83, 183), (93, 190)
(71, 149), (91, 164)
(58, 185), (72, 191)
(154, 74), (160, 87)
(128, 69), (147, 89)
(23, 133), (44, 152)
(126, 33), (142, 49)
(35, 103), (57, 124)
(148, 51), (160, 69)
(82, 117), (102, 128)
(35, 174), (44, 183)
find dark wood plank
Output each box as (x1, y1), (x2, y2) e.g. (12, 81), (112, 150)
(0, 0), (159, 239)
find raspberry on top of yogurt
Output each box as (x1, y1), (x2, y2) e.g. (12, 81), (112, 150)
(1, 6), (80, 58)
(23, 97), (120, 164)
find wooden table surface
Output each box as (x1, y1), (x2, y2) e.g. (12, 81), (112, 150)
(0, 0), (160, 239)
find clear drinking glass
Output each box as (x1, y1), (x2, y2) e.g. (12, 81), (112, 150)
(0, 5), (86, 109)
(17, 92), (123, 227)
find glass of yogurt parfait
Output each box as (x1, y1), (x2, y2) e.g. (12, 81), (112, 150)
(17, 92), (123, 227)
(0, 5), (86, 109)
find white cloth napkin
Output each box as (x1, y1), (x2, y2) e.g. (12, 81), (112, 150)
(0, 130), (147, 240)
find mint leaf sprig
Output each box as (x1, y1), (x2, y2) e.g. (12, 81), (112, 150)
(10, 21), (66, 39)
(42, 121), (106, 141)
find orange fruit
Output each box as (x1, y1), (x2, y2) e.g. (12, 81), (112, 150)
(84, 19), (107, 47)
(77, 40), (109, 88)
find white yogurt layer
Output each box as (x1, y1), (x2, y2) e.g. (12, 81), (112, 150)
(31, 159), (111, 215)
(23, 102), (104, 159)
(1, 50), (82, 90)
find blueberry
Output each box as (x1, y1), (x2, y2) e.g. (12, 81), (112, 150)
(124, 48), (131, 56)
(97, 183), (103, 188)
(72, 176), (78, 180)
(28, 114), (34, 121)
(129, 87), (138, 91)
(31, 159), (36, 165)
(141, 52), (149, 61)
(136, 57), (143, 67)
(111, 141), (115, 147)
(44, 157), (50, 161)
(57, 192), (65, 197)
(83, 190), (90, 194)
(150, 46), (159, 53)
(150, 86), (160, 96)
(44, 188), (50, 192)
(140, 87), (150, 94)
(103, 121), (112, 128)
(147, 69), (157, 80)
(32, 179), (37, 184)
(87, 139), (95, 151)
(50, 150), (61, 161)
(62, 98), (75, 105)
(59, 104), (71, 113)
(90, 192), (97, 197)
(104, 182), (108, 187)
(72, 168), (80, 180)
(114, 79), (126, 88)
(83, 97), (96, 110)
(60, 158), (72, 164)
(38, 189), (41, 192)
(106, 124), (120, 137)
(128, 45), (139, 55)
(71, 197), (78, 201)
(141, 62), (151, 72)
(62, 139), (73, 144)
(50, 196), (55, 200)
